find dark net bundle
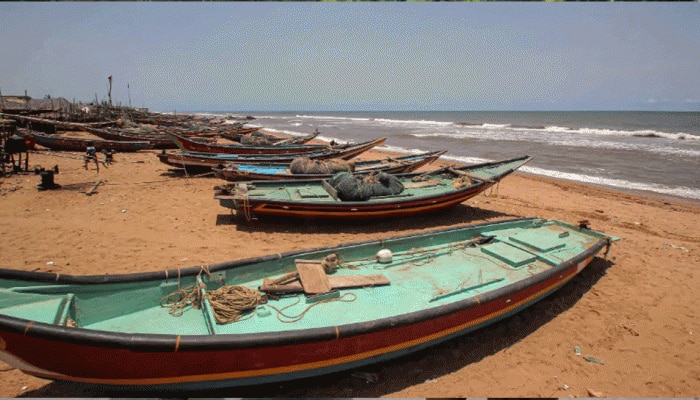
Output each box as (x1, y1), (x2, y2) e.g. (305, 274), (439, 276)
(365, 172), (404, 196)
(329, 172), (373, 201)
(290, 157), (354, 175)
(240, 135), (272, 146)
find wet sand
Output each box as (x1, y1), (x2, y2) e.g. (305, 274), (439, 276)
(0, 144), (698, 398)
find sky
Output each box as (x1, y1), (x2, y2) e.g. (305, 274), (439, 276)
(1, 2), (699, 112)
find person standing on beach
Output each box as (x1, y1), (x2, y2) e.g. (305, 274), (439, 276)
(84, 142), (99, 172)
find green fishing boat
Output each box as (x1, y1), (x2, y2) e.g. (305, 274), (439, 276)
(214, 155), (531, 221)
(0, 217), (616, 390)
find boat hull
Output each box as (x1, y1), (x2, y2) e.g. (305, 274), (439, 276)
(0, 252), (604, 390)
(27, 131), (153, 152)
(0, 217), (614, 390)
(158, 137), (386, 172)
(214, 155), (531, 220)
(218, 181), (493, 220)
(169, 133), (385, 156)
(212, 150), (446, 181)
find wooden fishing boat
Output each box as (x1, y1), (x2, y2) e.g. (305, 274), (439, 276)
(214, 155), (531, 221)
(0, 217), (616, 390)
(85, 127), (179, 150)
(25, 131), (153, 152)
(218, 126), (262, 136)
(0, 113), (115, 134)
(157, 150), (350, 174)
(212, 150), (447, 181)
(168, 132), (385, 156)
(158, 137), (386, 173)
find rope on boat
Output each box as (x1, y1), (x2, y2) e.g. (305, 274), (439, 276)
(266, 292), (357, 323)
(160, 266), (210, 317)
(233, 184), (252, 221)
(481, 179), (500, 197)
(206, 285), (263, 324)
(333, 236), (495, 269)
(160, 265), (264, 324)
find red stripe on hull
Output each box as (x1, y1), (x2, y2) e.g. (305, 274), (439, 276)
(0, 260), (590, 388)
(243, 184), (492, 220)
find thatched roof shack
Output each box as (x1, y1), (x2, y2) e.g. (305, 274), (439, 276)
(0, 95), (74, 116)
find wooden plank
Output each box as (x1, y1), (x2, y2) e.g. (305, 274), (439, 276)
(268, 271), (299, 285)
(327, 274), (390, 288)
(321, 179), (339, 200)
(259, 272), (390, 294)
(85, 179), (103, 196)
(259, 278), (303, 293)
(296, 261), (332, 294)
(404, 179), (442, 189)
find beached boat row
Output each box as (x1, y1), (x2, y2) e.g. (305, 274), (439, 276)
(0, 107), (619, 392)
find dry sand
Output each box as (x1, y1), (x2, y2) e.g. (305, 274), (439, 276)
(0, 144), (698, 398)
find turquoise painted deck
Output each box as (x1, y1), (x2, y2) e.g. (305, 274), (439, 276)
(0, 219), (611, 336)
(229, 156), (526, 204)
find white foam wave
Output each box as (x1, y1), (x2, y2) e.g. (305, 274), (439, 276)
(521, 165), (700, 200)
(481, 123), (511, 129)
(375, 144), (435, 156)
(259, 127), (310, 138)
(411, 130), (700, 157)
(383, 146), (700, 200)
(295, 114), (452, 127)
(431, 153), (491, 166)
(296, 114), (371, 122)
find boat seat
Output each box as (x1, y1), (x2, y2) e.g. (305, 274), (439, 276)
(481, 241), (537, 268)
(296, 187), (330, 199)
(404, 179), (442, 189)
(260, 263), (390, 295)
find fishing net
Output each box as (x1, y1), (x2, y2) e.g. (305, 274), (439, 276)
(290, 157), (354, 174)
(240, 136), (272, 146)
(367, 172), (404, 196)
(330, 171), (404, 201)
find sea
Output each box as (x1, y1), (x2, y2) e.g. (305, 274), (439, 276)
(201, 111), (700, 201)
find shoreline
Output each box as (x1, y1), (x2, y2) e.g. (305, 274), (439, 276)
(1, 144), (699, 397)
(515, 170), (700, 207)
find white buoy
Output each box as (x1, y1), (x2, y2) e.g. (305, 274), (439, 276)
(376, 249), (393, 263)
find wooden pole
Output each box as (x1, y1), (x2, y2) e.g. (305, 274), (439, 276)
(108, 76), (113, 107)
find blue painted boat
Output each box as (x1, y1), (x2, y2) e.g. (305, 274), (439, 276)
(212, 150), (447, 181)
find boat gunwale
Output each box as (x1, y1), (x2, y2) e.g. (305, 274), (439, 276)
(168, 132), (387, 155)
(214, 155), (532, 208)
(26, 131), (153, 152)
(212, 150), (448, 181)
(0, 217), (611, 352)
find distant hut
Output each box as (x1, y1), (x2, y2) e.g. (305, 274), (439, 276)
(0, 94), (73, 119)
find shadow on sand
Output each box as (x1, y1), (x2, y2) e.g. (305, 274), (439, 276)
(215, 203), (517, 235)
(20, 256), (614, 398)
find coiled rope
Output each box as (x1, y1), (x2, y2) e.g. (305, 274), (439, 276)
(206, 285), (263, 324)
(160, 265), (264, 324)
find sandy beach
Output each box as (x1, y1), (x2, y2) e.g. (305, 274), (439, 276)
(0, 143), (698, 398)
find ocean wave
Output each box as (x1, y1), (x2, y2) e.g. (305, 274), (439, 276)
(295, 114), (453, 127)
(455, 122), (698, 141)
(572, 127), (698, 141)
(385, 149), (700, 200)
(411, 130), (700, 157)
(296, 114), (372, 122)
(257, 127), (310, 138)
(521, 165), (700, 200)
(277, 113), (699, 141)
